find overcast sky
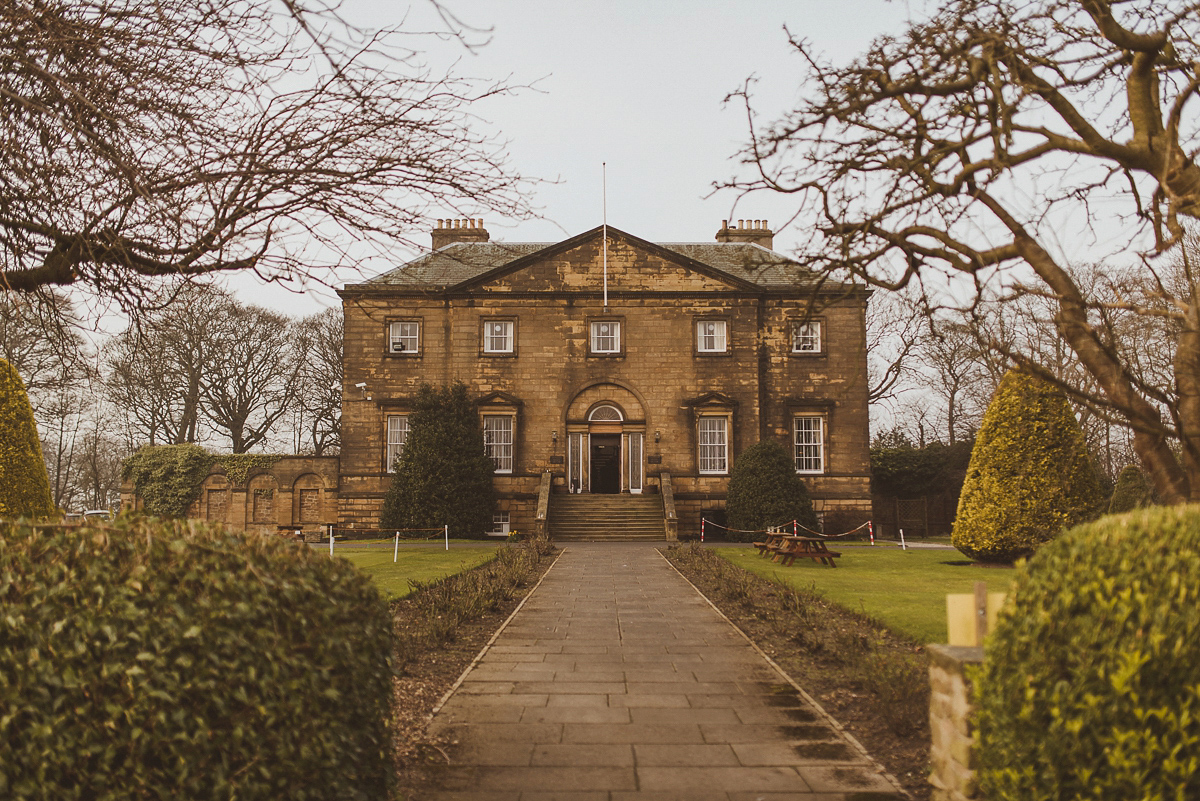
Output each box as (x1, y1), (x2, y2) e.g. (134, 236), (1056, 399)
(227, 0), (921, 314)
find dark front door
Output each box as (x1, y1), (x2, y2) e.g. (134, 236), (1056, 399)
(590, 434), (621, 494)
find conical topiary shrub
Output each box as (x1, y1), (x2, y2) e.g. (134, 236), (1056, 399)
(381, 382), (495, 538)
(0, 358), (55, 519)
(1107, 464), (1155, 514)
(725, 439), (820, 541)
(952, 370), (1103, 563)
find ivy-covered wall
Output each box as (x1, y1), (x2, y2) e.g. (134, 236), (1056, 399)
(121, 450), (339, 534)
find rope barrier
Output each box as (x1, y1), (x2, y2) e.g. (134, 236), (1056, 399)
(699, 518), (873, 540)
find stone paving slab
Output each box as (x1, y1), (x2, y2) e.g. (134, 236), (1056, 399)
(423, 542), (906, 800)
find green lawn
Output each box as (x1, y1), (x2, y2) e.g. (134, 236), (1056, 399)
(717, 544), (1017, 644)
(336, 543), (503, 599)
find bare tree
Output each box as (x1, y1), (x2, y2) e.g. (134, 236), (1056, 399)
(39, 382), (86, 509)
(729, 1), (1200, 502)
(104, 286), (228, 446)
(0, 0), (532, 314)
(0, 291), (89, 417)
(866, 289), (924, 405)
(294, 307), (343, 456)
(200, 301), (301, 453)
(71, 406), (131, 510)
(918, 319), (992, 445)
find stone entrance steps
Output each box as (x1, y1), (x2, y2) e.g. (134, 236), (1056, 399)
(548, 494), (666, 541)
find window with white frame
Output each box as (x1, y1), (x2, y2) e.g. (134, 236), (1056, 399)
(590, 320), (621, 354)
(483, 320), (514, 353)
(388, 321), (419, 354)
(698, 416), (728, 474)
(794, 415), (825, 473)
(483, 415), (514, 473)
(697, 320), (728, 353)
(385, 414), (409, 472)
(489, 512), (510, 537)
(792, 321), (821, 353)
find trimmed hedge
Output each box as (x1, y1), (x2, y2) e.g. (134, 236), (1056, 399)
(0, 517), (393, 800)
(0, 358), (54, 519)
(952, 371), (1102, 562)
(976, 506), (1200, 800)
(725, 439), (819, 541)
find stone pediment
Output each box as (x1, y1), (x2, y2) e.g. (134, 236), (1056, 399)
(476, 391), (523, 408)
(682, 391), (739, 409)
(451, 226), (760, 295)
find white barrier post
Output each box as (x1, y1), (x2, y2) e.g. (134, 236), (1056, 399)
(328, 524), (334, 557)
(393, 530), (400, 563)
(899, 527), (907, 551)
(444, 524), (449, 551)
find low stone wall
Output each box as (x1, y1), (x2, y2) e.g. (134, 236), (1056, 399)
(928, 644), (983, 801)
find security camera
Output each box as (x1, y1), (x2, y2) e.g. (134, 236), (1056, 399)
(354, 382), (367, 389)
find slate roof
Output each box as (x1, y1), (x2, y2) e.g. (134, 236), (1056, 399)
(348, 229), (826, 292)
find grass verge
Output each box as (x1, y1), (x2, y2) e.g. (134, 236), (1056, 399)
(338, 544), (502, 599)
(720, 544), (1015, 643)
(663, 543), (932, 799)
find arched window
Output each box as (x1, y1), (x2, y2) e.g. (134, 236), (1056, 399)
(588, 404), (623, 422)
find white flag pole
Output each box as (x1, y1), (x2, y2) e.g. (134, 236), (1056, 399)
(602, 161), (608, 308)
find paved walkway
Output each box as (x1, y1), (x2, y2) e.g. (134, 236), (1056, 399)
(423, 542), (906, 800)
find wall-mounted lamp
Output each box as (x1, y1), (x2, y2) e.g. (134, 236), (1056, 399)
(551, 430), (558, 444)
(654, 430), (661, 443)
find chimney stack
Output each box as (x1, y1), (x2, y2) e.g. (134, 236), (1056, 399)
(432, 218), (490, 249)
(715, 218), (773, 250)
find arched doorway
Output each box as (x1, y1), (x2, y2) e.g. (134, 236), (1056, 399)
(564, 383), (648, 495)
(588, 405), (623, 494)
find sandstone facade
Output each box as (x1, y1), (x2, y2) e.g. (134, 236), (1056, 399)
(337, 220), (871, 537)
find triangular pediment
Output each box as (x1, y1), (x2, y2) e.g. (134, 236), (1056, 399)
(683, 391), (739, 409)
(451, 226), (760, 294)
(476, 391), (523, 408)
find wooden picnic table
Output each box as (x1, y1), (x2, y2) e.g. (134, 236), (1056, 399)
(773, 535), (841, 567)
(753, 531), (787, 557)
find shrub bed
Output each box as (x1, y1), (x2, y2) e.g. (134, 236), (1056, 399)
(977, 505), (1200, 800)
(0, 516), (393, 800)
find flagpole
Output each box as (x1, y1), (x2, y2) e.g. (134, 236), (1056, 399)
(602, 162), (608, 308)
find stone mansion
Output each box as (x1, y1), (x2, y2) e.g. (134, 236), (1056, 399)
(335, 218), (871, 538)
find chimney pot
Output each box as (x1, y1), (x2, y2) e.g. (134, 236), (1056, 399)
(431, 216), (491, 249)
(715, 216), (773, 249)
